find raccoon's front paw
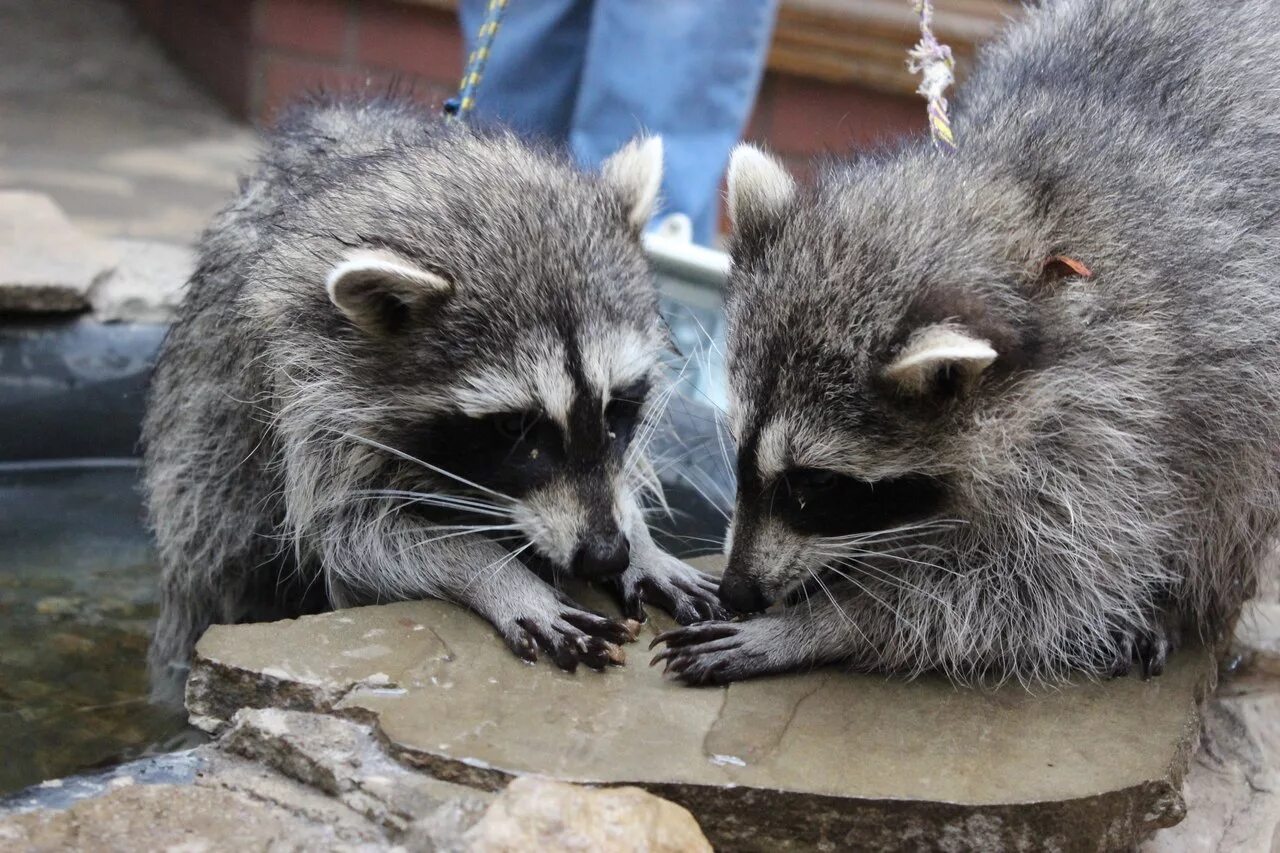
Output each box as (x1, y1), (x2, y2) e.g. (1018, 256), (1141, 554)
(1106, 617), (1181, 680)
(500, 599), (639, 673)
(649, 618), (797, 686)
(612, 554), (727, 625)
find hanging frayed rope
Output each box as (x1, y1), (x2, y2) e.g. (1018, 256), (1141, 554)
(444, 0), (510, 121)
(907, 0), (958, 153)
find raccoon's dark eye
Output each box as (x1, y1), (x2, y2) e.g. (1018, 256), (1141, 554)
(788, 469), (839, 493)
(605, 380), (648, 443)
(494, 410), (542, 442)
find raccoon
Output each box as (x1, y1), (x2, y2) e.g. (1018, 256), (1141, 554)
(143, 97), (723, 702)
(654, 0), (1280, 685)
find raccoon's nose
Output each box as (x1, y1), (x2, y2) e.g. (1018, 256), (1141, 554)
(573, 533), (631, 579)
(719, 572), (770, 614)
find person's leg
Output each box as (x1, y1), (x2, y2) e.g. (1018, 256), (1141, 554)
(569, 0), (778, 245)
(456, 0), (592, 140)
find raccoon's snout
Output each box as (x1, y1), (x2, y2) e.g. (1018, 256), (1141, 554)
(719, 571), (771, 614)
(572, 531), (631, 579)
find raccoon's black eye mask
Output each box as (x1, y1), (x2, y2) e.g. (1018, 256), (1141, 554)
(605, 380), (648, 445)
(401, 409), (564, 503)
(772, 468), (947, 538)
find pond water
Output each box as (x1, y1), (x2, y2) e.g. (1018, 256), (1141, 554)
(0, 462), (198, 796)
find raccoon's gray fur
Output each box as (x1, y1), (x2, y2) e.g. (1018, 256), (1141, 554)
(655, 0), (1280, 685)
(144, 97), (723, 702)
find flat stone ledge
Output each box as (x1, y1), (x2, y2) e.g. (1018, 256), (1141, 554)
(187, 586), (1216, 852)
(0, 192), (118, 313)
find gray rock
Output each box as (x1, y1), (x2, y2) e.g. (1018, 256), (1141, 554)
(0, 192), (118, 312)
(462, 776), (712, 852)
(0, 781), (380, 851)
(88, 239), (192, 323)
(1141, 681), (1280, 851)
(220, 707), (493, 838)
(1234, 601), (1280, 676)
(186, 570), (1217, 852)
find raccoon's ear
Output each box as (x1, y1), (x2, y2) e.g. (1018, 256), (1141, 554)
(602, 136), (663, 232)
(883, 324), (997, 397)
(326, 248), (453, 334)
(727, 144), (795, 243)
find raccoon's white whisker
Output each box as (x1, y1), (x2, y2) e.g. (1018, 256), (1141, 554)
(333, 429), (517, 505)
(814, 561), (929, 647)
(624, 370), (685, 474)
(465, 541), (533, 594)
(805, 567), (872, 646)
(661, 533), (726, 547)
(683, 309), (724, 360)
(353, 489), (512, 517)
(672, 469), (731, 521)
(351, 493), (513, 520)
(395, 524), (524, 558)
(816, 518), (965, 544)
(815, 546), (962, 577)
(826, 558), (955, 612)
(354, 488), (509, 512)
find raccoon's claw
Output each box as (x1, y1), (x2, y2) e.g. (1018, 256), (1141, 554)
(1106, 619), (1180, 680)
(614, 556), (727, 625)
(649, 620), (781, 686)
(507, 606), (629, 672)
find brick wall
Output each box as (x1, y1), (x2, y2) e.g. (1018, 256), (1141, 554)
(125, 0), (926, 173)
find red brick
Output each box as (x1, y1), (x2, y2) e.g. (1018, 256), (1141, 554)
(762, 72), (925, 157)
(257, 55), (364, 121)
(257, 0), (350, 58)
(145, 0), (256, 116)
(743, 85), (773, 149)
(355, 1), (463, 86)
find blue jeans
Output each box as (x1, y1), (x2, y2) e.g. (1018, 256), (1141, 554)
(458, 0), (777, 245)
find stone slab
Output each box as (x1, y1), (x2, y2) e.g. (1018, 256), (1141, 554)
(188, 567), (1215, 852)
(0, 192), (118, 312)
(87, 238), (193, 323)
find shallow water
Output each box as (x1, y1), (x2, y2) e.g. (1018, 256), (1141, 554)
(0, 462), (196, 795)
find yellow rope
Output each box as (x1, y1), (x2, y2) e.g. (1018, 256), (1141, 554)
(445, 0), (510, 120)
(907, 0), (958, 153)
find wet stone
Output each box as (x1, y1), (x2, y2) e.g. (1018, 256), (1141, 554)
(0, 192), (118, 313)
(187, 563), (1217, 852)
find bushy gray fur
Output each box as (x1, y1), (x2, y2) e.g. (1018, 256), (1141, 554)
(657, 0), (1280, 685)
(144, 97), (720, 703)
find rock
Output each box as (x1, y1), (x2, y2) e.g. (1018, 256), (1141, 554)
(462, 776), (712, 853)
(1142, 597), (1280, 852)
(1141, 687), (1280, 852)
(0, 192), (118, 312)
(87, 238), (192, 323)
(1232, 600), (1280, 677)
(0, 709), (492, 851)
(0, 782), (378, 851)
(187, 569), (1217, 851)
(219, 707), (493, 837)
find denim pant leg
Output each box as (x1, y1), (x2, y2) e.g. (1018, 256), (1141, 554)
(569, 0), (778, 244)
(457, 0), (593, 140)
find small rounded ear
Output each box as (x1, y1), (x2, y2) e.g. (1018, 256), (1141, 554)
(883, 324), (997, 397)
(601, 135), (664, 232)
(727, 144), (796, 245)
(1030, 253), (1093, 295)
(326, 248), (453, 334)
